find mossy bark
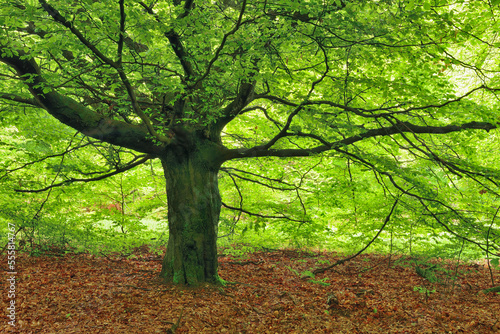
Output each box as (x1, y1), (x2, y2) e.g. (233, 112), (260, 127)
(159, 145), (222, 285)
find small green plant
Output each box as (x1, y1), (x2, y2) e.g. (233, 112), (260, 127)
(413, 285), (436, 295)
(308, 278), (331, 286)
(301, 270), (315, 278)
(316, 259), (331, 265)
(216, 276), (227, 286)
(285, 266), (300, 276)
(416, 266), (438, 283)
(223, 244), (255, 259)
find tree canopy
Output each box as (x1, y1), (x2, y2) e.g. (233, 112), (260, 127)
(1, 0), (500, 285)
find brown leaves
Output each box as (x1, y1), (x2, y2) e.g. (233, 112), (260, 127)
(0, 250), (499, 333)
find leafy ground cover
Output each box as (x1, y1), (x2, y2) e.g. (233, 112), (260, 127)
(1, 247), (499, 333)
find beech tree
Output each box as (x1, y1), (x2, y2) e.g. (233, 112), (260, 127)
(1, 0), (499, 285)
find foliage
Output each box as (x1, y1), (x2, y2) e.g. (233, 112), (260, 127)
(0, 0), (500, 285)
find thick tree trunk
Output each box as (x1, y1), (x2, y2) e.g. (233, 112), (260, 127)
(159, 147), (222, 285)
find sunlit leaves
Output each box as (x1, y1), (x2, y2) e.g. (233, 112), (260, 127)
(0, 0), (499, 270)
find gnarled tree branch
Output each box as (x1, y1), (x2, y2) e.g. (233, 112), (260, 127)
(225, 119), (497, 160)
(15, 155), (152, 193)
(0, 48), (162, 154)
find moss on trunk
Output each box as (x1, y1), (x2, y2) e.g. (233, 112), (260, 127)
(159, 143), (222, 285)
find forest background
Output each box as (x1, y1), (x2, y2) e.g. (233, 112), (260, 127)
(2, 0), (500, 332)
(0, 0), (499, 283)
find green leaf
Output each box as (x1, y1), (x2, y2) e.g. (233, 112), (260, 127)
(407, 0), (416, 11)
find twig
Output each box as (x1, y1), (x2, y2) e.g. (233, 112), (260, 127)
(480, 286), (500, 294)
(121, 284), (151, 291)
(225, 260), (264, 265)
(15, 155), (151, 193)
(313, 195), (400, 275)
(166, 309), (183, 334)
(99, 252), (123, 262)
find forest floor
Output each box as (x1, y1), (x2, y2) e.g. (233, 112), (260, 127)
(1, 246), (499, 333)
